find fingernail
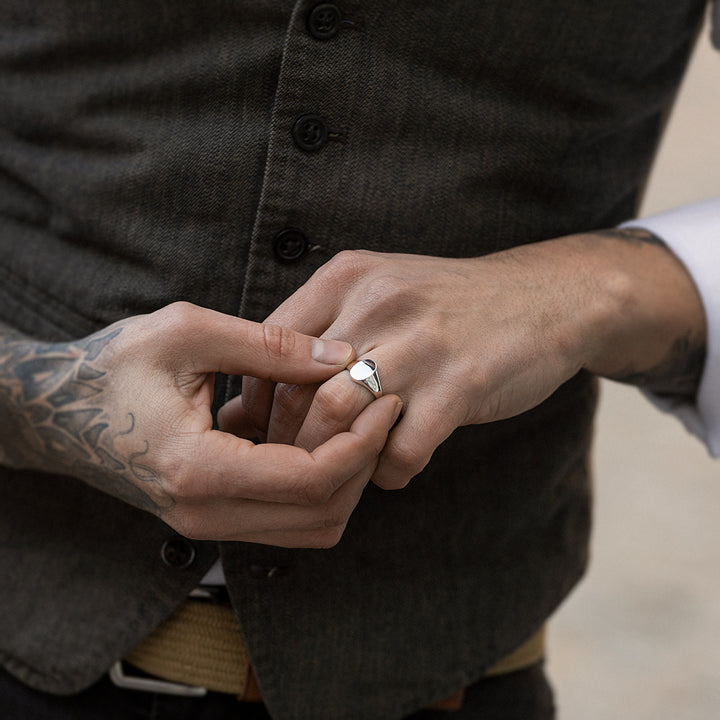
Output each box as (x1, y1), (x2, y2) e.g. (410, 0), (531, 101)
(312, 338), (354, 365)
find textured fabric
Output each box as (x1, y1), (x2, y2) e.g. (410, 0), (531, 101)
(0, 1), (709, 719)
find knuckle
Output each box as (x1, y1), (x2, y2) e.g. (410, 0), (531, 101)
(292, 472), (334, 506)
(165, 300), (197, 317)
(272, 382), (311, 421)
(312, 380), (358, 427)
(306, 525), (346, 549)
(328, 249), (363, 275)
(386, 442), (427, 479)
(148, 302), (203, 352)
(159, 301), (198, 332)
(318, 250), (367, 290)
(322, 505), (351, 532)
(364, 273), (410, 302)
(356, 273), (415, 320)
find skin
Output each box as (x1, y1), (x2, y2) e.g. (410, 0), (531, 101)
(1, 229), (706, 546)
(0, 302), (402, 548)
(231, 228), (707, 490)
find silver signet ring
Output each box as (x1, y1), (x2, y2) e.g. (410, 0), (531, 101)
(349, 359), (383, 398)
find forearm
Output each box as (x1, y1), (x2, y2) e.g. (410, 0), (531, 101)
(0, 320), (60, 470)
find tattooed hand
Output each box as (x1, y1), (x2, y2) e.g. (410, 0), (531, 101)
(0, 303), (402, 547)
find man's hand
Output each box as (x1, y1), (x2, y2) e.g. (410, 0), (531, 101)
(235, 231), (705, 490)
(0, 302), (402, 547)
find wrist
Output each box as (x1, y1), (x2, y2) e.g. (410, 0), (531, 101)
(0, 330), (63, 470)
(568, 229), (706, 395)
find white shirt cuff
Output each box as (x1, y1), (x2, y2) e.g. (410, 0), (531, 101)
(621, 197), (720, 457)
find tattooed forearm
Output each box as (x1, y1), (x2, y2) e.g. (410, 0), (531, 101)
(588, 227), (707, 397)
(608, 332), (706, 398)
(0, 324), (172, 514)
(590, 227), (705, 394)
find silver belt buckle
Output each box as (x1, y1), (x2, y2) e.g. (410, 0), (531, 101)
(109, 661), (207, 697)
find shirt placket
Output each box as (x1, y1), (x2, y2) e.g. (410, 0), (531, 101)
(236, 0), (369, 325)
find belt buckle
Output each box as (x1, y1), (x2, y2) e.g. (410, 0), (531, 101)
(109, 661), (207, 697)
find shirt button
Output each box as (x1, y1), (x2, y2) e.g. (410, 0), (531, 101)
(292, 114), (329, 152)
(160, 536), (196, 569)
(307, 4), (342, 40)
(273, 228), (309, 262)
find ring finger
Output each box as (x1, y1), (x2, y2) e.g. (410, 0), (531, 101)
(292, 355), (396, 452)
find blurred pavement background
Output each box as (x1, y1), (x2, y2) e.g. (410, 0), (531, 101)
(549, 10), (720, 719)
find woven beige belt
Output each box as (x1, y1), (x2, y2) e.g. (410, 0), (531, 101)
(122, 597), (545, 707)
(124, 599), (260, 700)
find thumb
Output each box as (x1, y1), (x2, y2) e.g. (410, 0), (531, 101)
(156, 303), (355, 383)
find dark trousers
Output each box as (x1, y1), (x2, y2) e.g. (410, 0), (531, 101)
(0, 663), (555, 720)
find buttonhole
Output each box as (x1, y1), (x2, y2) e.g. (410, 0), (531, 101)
(327, 126), (348, 144)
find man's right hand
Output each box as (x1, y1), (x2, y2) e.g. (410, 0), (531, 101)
(0, 303), (402, 547)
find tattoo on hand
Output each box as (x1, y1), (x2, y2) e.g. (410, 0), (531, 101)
(0, 326), (173, 515)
